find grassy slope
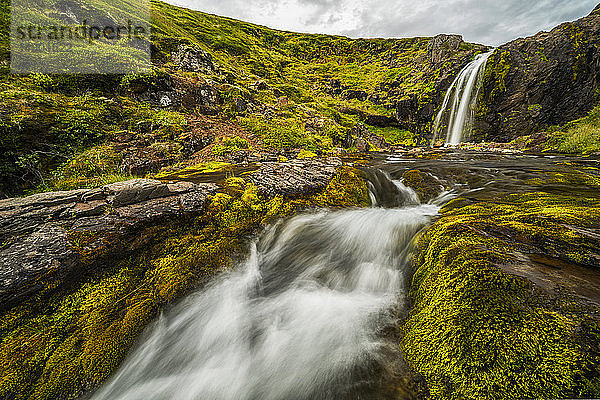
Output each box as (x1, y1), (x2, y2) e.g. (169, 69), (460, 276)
(0, 0), (481, 197)
(543, 105), (600, 154)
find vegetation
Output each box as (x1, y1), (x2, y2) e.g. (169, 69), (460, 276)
(0, 0), (486, 197)
(544, 104), (600, 154)
(511, 104), (600, 154)
(403, 190), (600, 399)
(0, 166), (369, 400)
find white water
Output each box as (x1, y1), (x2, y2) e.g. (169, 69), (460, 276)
(91, 179), (440, 400)
(433, 50), (494, 145)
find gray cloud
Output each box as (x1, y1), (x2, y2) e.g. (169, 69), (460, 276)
(166, 0), (598, 46)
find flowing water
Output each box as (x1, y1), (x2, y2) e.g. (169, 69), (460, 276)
(90, 152), (600, 400)
(433, 51), (494, 145)
(90, 172), (439, 400)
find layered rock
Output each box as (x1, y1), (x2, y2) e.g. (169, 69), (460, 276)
(0, 179), (218, 311)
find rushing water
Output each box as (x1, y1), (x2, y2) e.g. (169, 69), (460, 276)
(89, 152), (600, 399)
(433, 50), (494, 145)
(90, 173), (440, 400)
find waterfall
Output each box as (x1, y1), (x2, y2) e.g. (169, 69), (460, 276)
(90, 173), (440, 400)
(433, 50), (494, 145)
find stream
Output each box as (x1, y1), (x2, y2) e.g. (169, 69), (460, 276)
(90, 151), (600, 400)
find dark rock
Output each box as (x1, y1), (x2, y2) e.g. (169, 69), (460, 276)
(251, 81), (270, 91)
(474, 7), (600, 141)
(234, 96), (248, 113)
(351, 123), (387, 150)
(356, 138), (369, 152)
(342, 90), (368, 101)
(395, 96), (437, 135)
(133, 74), (219, 111)
(0, 179), (218, 312)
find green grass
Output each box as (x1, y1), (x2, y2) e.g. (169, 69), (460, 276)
(549, 105), (600, 154)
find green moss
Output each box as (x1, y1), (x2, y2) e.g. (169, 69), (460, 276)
(570, 25), (587, 81)
(402, 192), (600, 399)
(484, 50), (512, 100)
(42, 144), (132, 191)
(154, 161), (233, 180)
(366, 125), (422, 146)
(212, 135), (250, 156)
(297, 149), (318, 159)
(401, 169), (442, 202)
(0, 166), (368, 400)
(538, 104), (600, 154)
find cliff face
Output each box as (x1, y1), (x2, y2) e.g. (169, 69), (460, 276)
(473, 5), (600, 142)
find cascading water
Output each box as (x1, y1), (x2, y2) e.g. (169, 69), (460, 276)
(433, 50), (494, 145)
(90, 173), (441, 400)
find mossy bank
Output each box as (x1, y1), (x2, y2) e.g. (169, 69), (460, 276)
(0, 164), (369, 400)
(402, 189), (600, 399)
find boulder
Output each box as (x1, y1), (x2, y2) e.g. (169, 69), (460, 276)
(172, 44), (215, 73)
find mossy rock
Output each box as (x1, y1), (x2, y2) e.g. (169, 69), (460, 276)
(401, 191), (600, 399)
(0, 166), (369, 400)
(401, 169), (444, 203)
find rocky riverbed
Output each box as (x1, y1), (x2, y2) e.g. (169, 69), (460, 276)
(1, 152), (599, 399)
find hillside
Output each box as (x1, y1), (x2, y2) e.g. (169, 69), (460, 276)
(0, 0), (485, 197)
(1, 0), (600, 199)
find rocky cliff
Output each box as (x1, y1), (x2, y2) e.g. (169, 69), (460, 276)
(473, 4), (600, 142)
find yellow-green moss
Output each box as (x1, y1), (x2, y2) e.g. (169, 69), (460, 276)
(153, 161), (233, 180)
(401, 192), (600, 399)
(0, 166), (368, 400)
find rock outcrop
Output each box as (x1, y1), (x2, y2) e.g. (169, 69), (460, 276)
(474, 5), (600, 141)
(0, 179), (218, 312)
(0, 159), (345, 312)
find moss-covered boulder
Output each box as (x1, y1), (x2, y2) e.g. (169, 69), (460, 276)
(401, 169), (444, 203)
(401, 191), (600, 399)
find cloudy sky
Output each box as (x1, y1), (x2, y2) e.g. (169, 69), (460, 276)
(165, 0), (597, 46)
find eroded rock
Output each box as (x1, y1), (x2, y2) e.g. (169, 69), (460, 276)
(0, 179), (218, 311)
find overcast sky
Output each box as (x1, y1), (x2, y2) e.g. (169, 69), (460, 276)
(164, 0), (597, 46)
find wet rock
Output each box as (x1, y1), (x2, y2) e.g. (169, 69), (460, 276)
(401, 169), (444, 203)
